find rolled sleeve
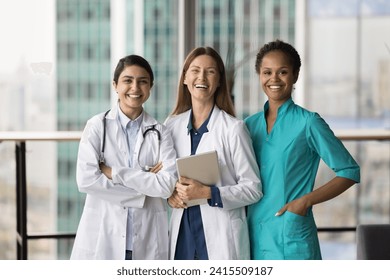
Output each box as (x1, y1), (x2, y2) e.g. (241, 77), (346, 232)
(307, 114), (360, 183)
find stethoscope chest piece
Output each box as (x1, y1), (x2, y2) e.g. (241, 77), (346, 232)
(100, 110), (161, 171)
(138, 124), (161, 171)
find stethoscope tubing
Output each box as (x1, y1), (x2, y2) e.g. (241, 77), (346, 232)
(99, 110), (161, 170)
(99, 110), (111, 164)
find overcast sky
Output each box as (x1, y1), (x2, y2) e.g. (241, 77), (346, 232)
(0, 0), (54, 75)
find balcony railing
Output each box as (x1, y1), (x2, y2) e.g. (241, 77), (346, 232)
(0, 129), (389, 260)
(0, 131), (81, 260)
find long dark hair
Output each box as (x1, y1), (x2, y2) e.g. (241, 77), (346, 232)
(113, 54), (154, 86)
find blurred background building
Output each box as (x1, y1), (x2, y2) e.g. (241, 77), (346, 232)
(0, 0), (389, 259)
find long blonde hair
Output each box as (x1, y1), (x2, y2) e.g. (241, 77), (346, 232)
(170, 47), (235, 117)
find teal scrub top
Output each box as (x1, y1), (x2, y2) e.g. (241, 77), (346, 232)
(244, 98), (360, 260)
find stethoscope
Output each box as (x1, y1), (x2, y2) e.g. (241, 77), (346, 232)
(99, 110), (161, 171)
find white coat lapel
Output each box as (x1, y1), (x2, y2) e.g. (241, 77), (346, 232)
(181, 114), (192, 156)
(109, 104), (131, 164)
(194, 131), (215, 153)
(194, 106), (220, 154)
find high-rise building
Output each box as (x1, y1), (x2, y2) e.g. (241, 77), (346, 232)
(128, 0), (181, 121)
(56, 0), (111, 258)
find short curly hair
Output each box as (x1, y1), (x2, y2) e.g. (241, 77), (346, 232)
(255, 39), (301, 75)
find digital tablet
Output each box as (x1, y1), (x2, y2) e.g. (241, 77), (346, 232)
(176, 150), (221, 207)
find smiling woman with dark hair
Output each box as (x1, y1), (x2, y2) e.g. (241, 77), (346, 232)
(71, 54), (177, 260)
(245, 40), (360, 260)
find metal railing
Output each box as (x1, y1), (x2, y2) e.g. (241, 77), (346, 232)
(319, 128), (390, 233)
(0, 129), (389, 259)
(0, 131), (81, 260)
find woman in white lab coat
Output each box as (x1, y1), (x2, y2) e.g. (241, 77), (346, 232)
(71, 55), (177, 260)
(165, 47), (262, 260)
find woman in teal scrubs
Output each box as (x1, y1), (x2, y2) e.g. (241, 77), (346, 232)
(245, 40), (360, 260)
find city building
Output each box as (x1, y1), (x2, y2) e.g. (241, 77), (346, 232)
(56, 0), (112, 258)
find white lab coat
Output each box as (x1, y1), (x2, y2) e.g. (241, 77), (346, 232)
(71, 104), (177, 260)
(164, 106), (262, 260)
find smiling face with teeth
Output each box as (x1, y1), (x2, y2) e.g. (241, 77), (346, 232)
(183, 54), (220, 106)
(113, 65), (152, 120)
(259, 50), (299, 106)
